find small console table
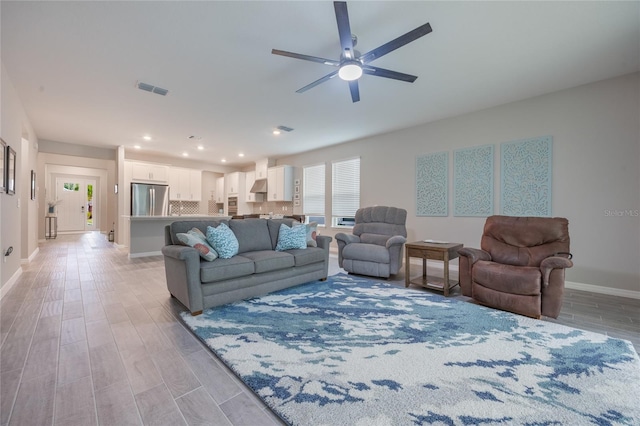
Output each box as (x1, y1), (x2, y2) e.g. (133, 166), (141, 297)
(45, 215), (58, 239)
(405, 241), (463, 296)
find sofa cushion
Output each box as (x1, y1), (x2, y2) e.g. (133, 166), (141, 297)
(284, 247), (326, 267)
(276, 224), (307, 251)
(176, 229), (218, 261)
(200, 255), (255, 283)
(206, 223), (239, 259)
(240, 251), (295, 273)
(473, 261), (541, 296)
(229, 219), (273, 254)
(267, 218), (297, 249)
(342, 243), (390, 264)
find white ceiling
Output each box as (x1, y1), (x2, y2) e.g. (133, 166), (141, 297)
(2, 1), (639, 167)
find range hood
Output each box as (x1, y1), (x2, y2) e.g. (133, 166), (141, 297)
(250, 178), (268, 193)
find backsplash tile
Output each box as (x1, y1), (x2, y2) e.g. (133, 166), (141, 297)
(169, 201), (200, 215)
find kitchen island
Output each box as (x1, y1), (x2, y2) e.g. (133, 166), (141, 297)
(126, 215), (230, 258)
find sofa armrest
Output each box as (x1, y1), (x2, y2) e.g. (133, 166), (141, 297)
(540, 256), (574, 288)
(457, 247), (491, 297)
(161, 245), (204, 314)
(335, 233), (359, 268)
(162, 244), (199, 261)
(385, 235), (407, 249)
(335, 233), (360, 245)
(458, 247), (491, 265)
(316, 235), (332, 250)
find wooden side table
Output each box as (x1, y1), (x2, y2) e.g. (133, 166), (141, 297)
(405, 241), (463, 296)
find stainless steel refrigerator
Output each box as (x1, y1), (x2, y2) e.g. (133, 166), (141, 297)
(131, 183), (170, 216)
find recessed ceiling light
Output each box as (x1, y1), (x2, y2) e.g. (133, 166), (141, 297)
(197, 145), (204, 150)
(273, 130), (281, 135)
(182, 152), (189, 157)
(238, 153), (245, 157)
(143, 135), (152, 141)
(221, 159), (227, 163)
(134, 145), (141, 149)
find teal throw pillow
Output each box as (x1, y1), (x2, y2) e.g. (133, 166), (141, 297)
(176, 229), (218, 261)
(206, 223), (239, 259)
(276, 223), (307, 251)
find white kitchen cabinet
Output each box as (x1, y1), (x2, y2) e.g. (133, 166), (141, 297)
(267, 165), (293, 201)
(244, 170), (264, 202)
(131, 162), (169, 183)
(189, 170), (202, 201)
(225, 172), (245, 195)
(215, 177), (225, 203)
(254, 158), (274, 180)
(168, 168), (201, 201)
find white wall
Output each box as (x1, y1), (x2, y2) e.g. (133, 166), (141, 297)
(1, 62), (39, 292)
(279, 73), (640, 293)
(21, 137), (39, 261)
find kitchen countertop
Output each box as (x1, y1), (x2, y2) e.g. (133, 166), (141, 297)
(126, 215), (230, 221)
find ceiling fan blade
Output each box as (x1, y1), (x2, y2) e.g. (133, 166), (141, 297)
(360, 22), (432, 64)
(363, 66), (417, 83)
(334, 1), (354, 57)
(271, 49), (340, 66)
(349, 80), (360, 103)
(296, 70), (339, 93)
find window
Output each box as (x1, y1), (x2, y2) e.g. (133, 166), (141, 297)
(63, 182), (79, 191)
(303, 163), (325, 226)
(332, 157), (360, 227)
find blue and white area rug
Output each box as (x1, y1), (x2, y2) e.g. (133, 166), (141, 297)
(181, 274), (640, 425)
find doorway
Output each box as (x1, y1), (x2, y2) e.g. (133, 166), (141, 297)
(55, 176), (97, 232)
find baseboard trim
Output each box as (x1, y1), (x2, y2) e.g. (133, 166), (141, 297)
(565, 281), (640, 300)
(0, 267), (23, 300)
(20, 247), (40, 265)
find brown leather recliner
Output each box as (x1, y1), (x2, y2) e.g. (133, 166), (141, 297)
(458, 215), (573, 319)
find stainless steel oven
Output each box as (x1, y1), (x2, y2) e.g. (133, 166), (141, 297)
(228, 197), (238, 216)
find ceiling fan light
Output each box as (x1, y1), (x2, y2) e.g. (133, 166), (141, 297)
(338, 62), (362, 81)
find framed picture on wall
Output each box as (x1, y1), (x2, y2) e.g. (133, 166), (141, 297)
(7, 145), (16, 195)
(31, 170), (37, 200)
(0, 138), (5, 193)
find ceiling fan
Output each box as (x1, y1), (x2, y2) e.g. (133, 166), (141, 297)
(272, 1), (432, 103)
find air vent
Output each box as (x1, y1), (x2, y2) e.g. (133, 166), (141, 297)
(136, 81), (169, 96)
(152, 87), (168, 96)
(277, 125), (294, 132)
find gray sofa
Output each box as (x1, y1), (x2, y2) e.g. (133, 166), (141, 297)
(162, 218), (332, 315)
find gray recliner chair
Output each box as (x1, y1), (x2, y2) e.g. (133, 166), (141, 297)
(335, 206), (407, 278)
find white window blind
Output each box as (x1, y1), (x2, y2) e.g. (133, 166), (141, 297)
(332, 158), (360, 217)
(303, 164), (325, 215)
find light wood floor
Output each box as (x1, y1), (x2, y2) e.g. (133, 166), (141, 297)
(1, 233), (638, 425)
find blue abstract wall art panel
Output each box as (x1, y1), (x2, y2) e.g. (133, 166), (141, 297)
(416, 151), (448, 216)
(501, 136), (553, 216)
(454, 144), (494, 216)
